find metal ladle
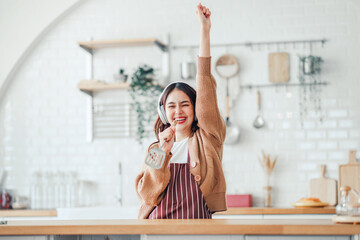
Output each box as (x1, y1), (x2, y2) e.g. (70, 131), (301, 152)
(253, 90), (265, 129)
(215, 54), (240, 144)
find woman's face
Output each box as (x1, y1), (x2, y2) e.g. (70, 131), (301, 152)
(165, 88), (194, 133)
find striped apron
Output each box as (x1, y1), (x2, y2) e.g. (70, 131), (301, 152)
(148, 153), (212, 219)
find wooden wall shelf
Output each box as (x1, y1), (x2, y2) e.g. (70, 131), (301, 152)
(78, 38), (168, 53)
(77, 80), (130, 94)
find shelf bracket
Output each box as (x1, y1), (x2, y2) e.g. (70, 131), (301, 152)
(79, 45), (93, 55)
(79, 89), (92, 96)
(154, 40), (169, 52)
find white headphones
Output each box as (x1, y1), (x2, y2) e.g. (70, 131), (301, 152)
(157, 81), (197, 124)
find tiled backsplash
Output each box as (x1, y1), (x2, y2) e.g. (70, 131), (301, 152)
(0, 0), (359, 208)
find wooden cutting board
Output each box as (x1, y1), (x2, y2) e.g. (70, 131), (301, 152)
(309, 164), (337, 206)
(268, 52), (289, 83)
(339, 150), (360, 206)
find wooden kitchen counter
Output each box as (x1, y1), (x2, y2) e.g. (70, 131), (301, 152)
(0, 209), (57, 217)
(0, 219), (359, 235)
(216, 207), (336, 215)
(0, 207), (336, 217)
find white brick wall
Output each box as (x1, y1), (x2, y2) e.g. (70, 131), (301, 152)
(0, 0), (359, 208)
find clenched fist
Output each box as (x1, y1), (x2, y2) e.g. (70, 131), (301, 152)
(196, 3), (211, 31)
(159, 120), (177, 154)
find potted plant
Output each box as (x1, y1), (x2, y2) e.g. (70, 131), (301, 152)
(128, 65), (164, 144)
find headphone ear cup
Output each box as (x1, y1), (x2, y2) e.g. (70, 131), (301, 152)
(159, 105), (169, 124)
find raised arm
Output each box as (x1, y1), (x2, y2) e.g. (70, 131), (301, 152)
(195, 4), (226, 143)
(196, 3), (211, 57)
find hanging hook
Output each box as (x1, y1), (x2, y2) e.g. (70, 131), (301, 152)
(246, 42), (254, 51)
(187, 47), (193, 57)
(275, 85), (279, 93)
(321, 39), (325, 48)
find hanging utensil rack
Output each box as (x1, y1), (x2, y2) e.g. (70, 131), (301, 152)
(240, 82), (329, 90)
(172, 38), (327, 50)
(173, 38), (329, 90)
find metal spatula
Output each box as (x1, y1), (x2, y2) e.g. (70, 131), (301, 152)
(145, 120), (177, 169)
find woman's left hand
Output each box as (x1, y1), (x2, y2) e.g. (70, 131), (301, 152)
(196, 3), (211, 31)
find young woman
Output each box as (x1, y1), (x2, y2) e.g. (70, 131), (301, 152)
(135, 4), (226, 219)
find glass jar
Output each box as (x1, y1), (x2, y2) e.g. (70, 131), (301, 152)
(351, 189), (360, 216)
(264, 186), (272, 208)
(336, 186), (352, 215)
(303, 56), (314, 75)
(30, 171), (42, 209)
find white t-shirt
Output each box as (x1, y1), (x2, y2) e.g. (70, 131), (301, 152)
(170, 137), (189, 164)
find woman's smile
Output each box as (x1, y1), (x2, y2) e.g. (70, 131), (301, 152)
(174, 117), (187, 124)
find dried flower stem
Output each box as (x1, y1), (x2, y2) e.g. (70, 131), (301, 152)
(259, 150), (278, 177)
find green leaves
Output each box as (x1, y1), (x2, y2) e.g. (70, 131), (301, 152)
(129, 65), (164, 144)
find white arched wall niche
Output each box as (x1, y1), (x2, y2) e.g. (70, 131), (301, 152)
(0, 0), (84, 102)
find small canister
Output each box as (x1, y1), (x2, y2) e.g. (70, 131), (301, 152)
(0, 189), (12, 209)
(303, 56), (314, 75)
(180, 61), (196, 80)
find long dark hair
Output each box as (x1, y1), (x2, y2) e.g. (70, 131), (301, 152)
(154, 82), (198, 142)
